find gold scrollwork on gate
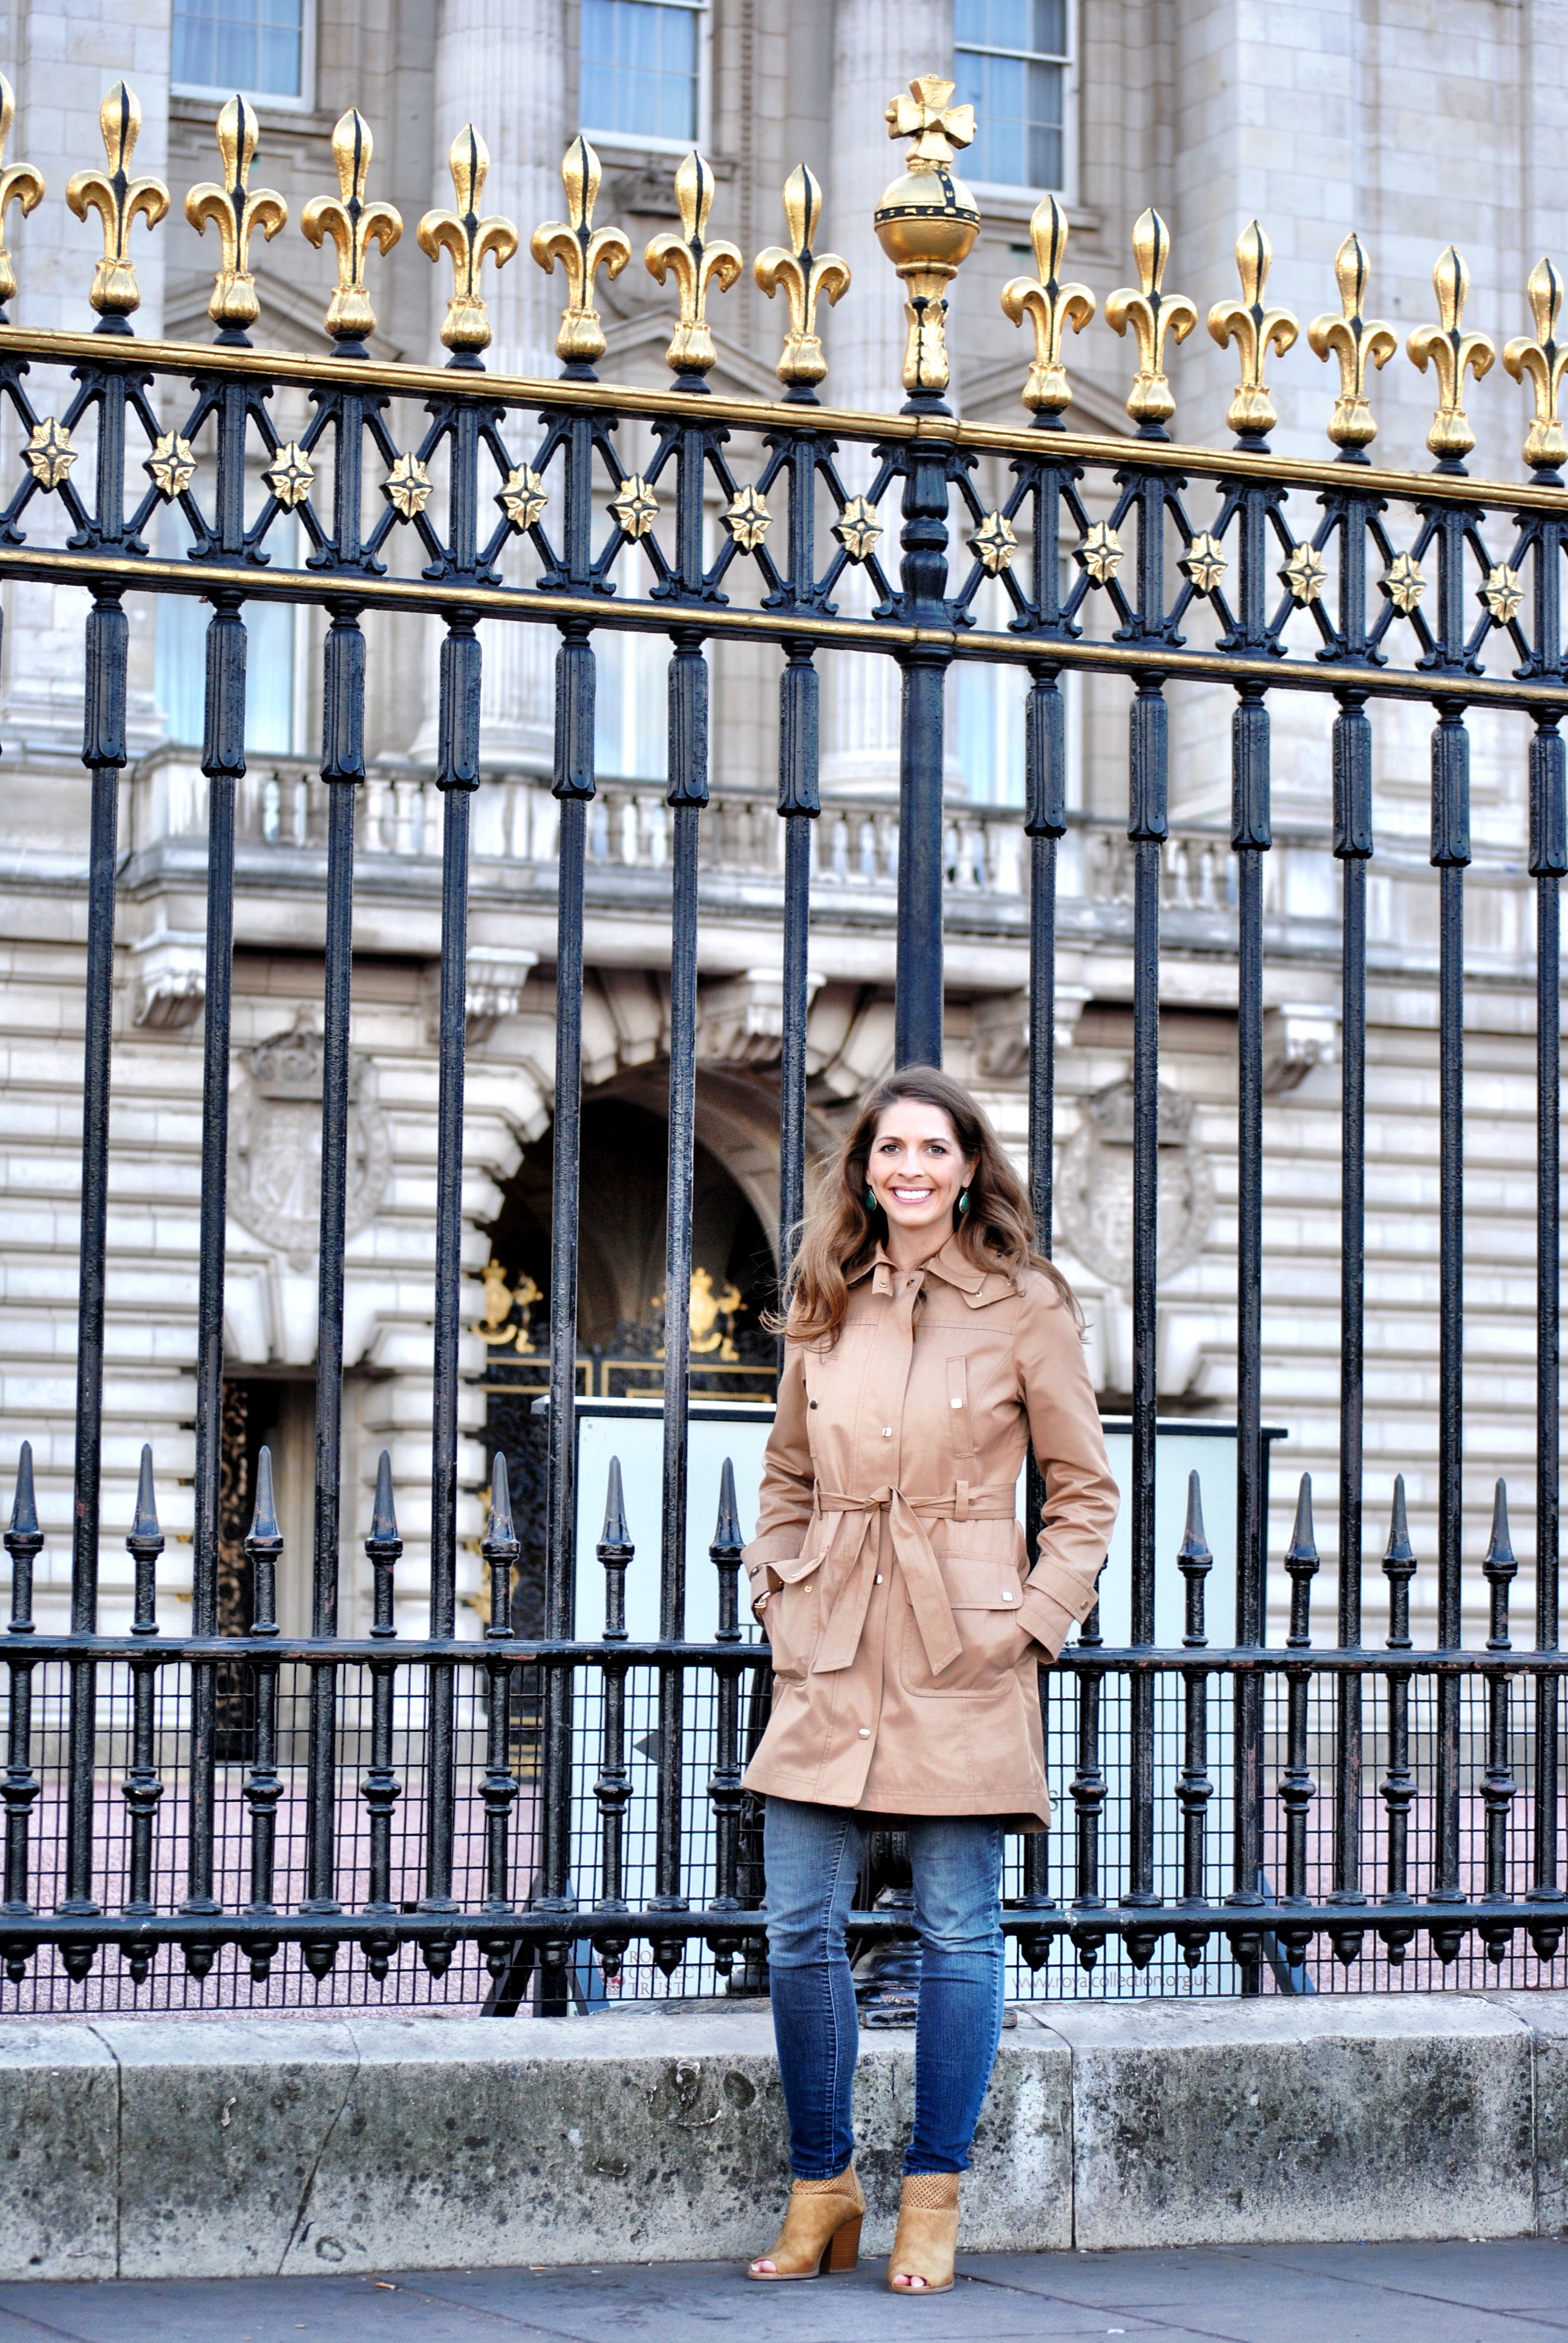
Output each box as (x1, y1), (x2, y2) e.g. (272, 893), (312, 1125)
(1207, 219), (1298, 441)
(754, 163), (851, 394)
(1307, 233), (1396, 452)
(1408, 245), (1495, 464)
(1106, 208), (1197, 432)
(301, 108), (402, 348)
(999, 193), (1094, 420)
(645, 149), (743, 381)
(531, 136), (632, 372)
(417, 126), (518, 360)
(1503, 257), (1568, 473)
(66, 81), (169, 327)
(0, 75), (44, 318)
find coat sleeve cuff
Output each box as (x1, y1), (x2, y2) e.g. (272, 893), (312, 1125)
(1017, 1584), (1078, 1660)
(1019, 1555), (1103, 1659)
(743, 1527), (807, 1572)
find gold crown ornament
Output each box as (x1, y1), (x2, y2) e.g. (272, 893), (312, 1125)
(874, 76), (980, 405)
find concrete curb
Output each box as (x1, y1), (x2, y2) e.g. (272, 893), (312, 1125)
(0, 1990), (1560, 2279)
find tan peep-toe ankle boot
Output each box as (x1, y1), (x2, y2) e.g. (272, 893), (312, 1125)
(746, 2166), (864, 2280)
(887, 2171), (959, 2295)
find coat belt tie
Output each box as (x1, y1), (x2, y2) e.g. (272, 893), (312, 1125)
(808, 1483), (1018, 1679)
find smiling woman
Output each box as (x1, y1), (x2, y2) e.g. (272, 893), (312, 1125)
(742, 1065), (1116, 2296)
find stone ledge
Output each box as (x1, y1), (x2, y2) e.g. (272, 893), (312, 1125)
(0, 1992), (1561, 2281)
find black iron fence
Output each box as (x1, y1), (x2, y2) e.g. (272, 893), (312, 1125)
(0, 80), (1566, 2010)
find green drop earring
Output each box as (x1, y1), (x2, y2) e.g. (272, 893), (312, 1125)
(866, 1185), (877, 1212)
(958, 1189), (970, 1214)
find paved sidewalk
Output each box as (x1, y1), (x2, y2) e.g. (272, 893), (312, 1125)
(2, 2241), (1566, 2341)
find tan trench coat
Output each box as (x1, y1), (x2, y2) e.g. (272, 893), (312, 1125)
(741, 1237), (1119, 1829)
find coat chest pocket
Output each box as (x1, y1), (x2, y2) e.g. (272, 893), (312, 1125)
(760, 1550), (823, 1683)
(901, 1555), (1024, 1697)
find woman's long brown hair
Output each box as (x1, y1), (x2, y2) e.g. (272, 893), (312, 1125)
(776, 1064), (1080, 1344)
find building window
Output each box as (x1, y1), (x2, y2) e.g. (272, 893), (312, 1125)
(172, 0), (305, 100)
(953, 0), (1070, 191)
(581, 0), (702, 145)
(157, 516), (305, 755)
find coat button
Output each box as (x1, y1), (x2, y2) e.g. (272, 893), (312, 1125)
(881, 1426), (892, 1438)
(874, 1573), (883, 1584)
(858, 1727), (871, 1738)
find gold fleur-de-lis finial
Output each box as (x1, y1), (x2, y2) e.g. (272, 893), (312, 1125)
(301, 109), (402, 349)
(999, 193), (1095, 421)
(530, 135), (632, 374)
(1105, 208), (1197, 434)
(0, 76), (45, 322)
(644, 149), (742, 382)
(416, 126), (518, 364)
(1503, 257), (1568, 473)
(1307, 232), (1397, 452)
(753, 163), (851, 398)
(1207, 219), (1298, 441)
(65, 82), (169, 331)
(183, 96), (287, 341)
(1408, 246), (1496, 465)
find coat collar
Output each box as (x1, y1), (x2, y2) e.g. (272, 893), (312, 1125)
(849, 1236), (1006, 1304)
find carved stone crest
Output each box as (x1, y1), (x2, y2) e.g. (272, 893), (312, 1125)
(1055, 1078), (1216, 1293)
(227, 1015), (392, 1270)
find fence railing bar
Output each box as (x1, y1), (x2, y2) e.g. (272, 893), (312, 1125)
(593, 1456), (633, 1983)
(1431, 700), (1469, 1953)
(59, 586), (128, 1964)
(1532, 709), (1566, 1939)
(240, 1446), (283, 1976)
(301, 605), (365, 1963)
(122, 1446), (163, 1966)
(1125, 667), (1165, 1945)
(185, 588), (244, 1933)
(1332, 687), (1372, 1951)
(421, 609), (482, 1953)
(653, 620), (708, 1972)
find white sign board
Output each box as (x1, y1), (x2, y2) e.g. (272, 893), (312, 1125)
(566, 1401), (1272, 1644)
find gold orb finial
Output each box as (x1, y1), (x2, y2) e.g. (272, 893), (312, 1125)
(874, 76), (980, 404)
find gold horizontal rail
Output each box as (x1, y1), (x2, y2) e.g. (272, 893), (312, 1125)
(5, 323), (1568, 511)
(3, 540), (1566, 710)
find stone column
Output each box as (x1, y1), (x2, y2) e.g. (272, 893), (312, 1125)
(820, 0), (951, 795)
(425, 0), (569, 770)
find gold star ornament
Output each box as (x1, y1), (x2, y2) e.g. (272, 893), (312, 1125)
(24, 418), (76, 491)
(384, 453), (433, 520)
(498, 466), (547, 532)
(1076, 521), (1123, 586)
(609, 474), (659, 539)
(1280, 544), (1327, 605)
(722, 485), (770, 551)
(1481, 563), (1523, 625)
(263, 442), (315, 510)
(1380, 552), (1425, 614)
(145, 433), (197, 501)
(970, 511), (1018, 575)
(832, 496), (882, 564)
(1180, 532), (1227, 595)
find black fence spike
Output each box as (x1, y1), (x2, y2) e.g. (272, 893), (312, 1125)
(249, 1443), (281, 1546)
(371, 1447), (398, 1545)
(131, 1443), (160, 1543)
(711, 1455), (743, 1553)
(1286, 1472), (1317, 1565)
(7, 1439), (38, 1544)
(1486, 1477), (1514, 1569)
(486, 1450), (514, 1548)
(1384, 1473), (1414, 1566)
(1178, 1469), (1210, 1562)
(601, 1454), (630, 1550)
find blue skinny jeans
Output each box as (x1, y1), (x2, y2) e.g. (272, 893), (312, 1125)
(762, 1795), (1006, 2179)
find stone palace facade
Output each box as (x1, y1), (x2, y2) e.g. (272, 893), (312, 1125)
(0, 0), (1563, 1643)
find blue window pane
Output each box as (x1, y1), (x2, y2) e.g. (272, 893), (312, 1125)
(173, 0), (302, 96)
(955, 0), (1065, 55)
(954, 51), (1062, 186)
(582, 0), (698, 142)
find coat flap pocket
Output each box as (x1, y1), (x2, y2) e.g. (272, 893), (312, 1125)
(768, 1551), (822, 1587)
(941, 1558), (1025, 1611)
